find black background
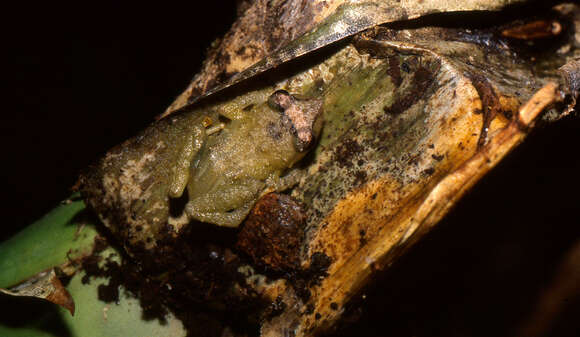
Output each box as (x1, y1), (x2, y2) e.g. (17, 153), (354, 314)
(3, 2), (237, 240)
(2, 2), (579, 337)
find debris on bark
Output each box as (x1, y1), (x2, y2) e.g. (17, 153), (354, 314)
(236, 193), (307, 272)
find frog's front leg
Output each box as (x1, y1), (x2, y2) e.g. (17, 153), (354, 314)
(168, 123), (206, 198)
(168, 116), (224, 198)
(185, 179), (265, 227)
(268, 168), (304, 191)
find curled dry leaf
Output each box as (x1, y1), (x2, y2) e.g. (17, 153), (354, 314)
(162, 0), (529, 117)
(78, 1), (579, 336)
(0, 269), (75, 316)
(257, 27), (573, 336)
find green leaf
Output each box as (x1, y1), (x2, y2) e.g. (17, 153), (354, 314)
(0, 198), (187, 336)
(59, 248), (186, 337)
(0, 196), (97, 288)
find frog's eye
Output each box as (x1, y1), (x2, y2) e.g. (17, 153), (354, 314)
(268, 89), (320, 152)
(267, 90), (292, 113)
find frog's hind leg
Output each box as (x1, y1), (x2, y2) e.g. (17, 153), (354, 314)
(190, 204), (253, 227)
(185, 179), (264, 227)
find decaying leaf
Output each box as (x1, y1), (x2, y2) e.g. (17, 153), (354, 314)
(163, 0), (530, 117)
(72, 1), (580, 336)
(255, 24), (576, 335)
(0, 269), (75, 316)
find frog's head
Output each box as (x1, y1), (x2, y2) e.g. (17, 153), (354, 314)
(268, 90), (323, 152)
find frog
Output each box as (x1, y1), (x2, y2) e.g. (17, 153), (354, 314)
(80, 89), (323, 251)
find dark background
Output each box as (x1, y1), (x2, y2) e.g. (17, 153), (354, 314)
(2, 2), (579, 337)
(3, 2), (238, 239)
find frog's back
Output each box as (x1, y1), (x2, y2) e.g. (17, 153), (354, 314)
(190, 103), (300, 195)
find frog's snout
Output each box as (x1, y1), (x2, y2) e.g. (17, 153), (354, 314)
(268, 90), (323, 152)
